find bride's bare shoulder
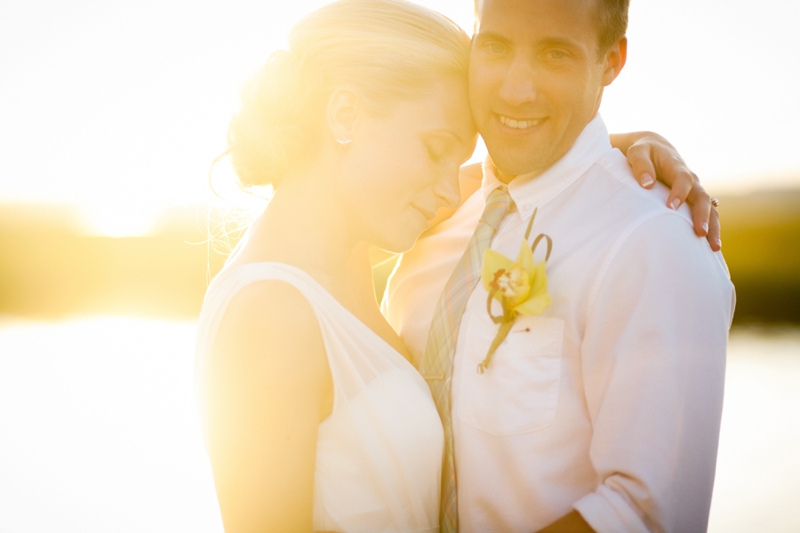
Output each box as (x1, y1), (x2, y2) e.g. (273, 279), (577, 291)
(209, 279), (330, 390)
(203, 279), (332, 531)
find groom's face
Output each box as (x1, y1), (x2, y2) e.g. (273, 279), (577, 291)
(470, 0), (622, 181)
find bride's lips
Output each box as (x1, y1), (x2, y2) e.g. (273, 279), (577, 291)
(496, 113), (547, 132)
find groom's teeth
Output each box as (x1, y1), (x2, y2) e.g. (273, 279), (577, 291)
(499, 115), (541, 129)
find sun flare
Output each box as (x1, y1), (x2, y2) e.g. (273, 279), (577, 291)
(78, 203), (161, 238)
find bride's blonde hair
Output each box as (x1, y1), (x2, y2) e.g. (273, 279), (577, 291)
(227, 0), (471, 190)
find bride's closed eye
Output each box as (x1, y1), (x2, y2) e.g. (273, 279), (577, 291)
(424, 131), (472, 165)
(425, 138), (449, 163)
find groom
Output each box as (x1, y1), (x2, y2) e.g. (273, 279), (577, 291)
(385, 0), (735, 532)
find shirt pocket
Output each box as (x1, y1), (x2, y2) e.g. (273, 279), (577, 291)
(457, 314), (564, 435)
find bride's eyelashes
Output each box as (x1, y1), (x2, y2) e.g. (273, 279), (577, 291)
(424, 135), (457, 164)
(423, 128), (474, 166)
(427, 146), (444, 163)
(424, 140), (447, 163)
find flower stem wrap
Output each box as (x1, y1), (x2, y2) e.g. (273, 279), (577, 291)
(477, 314), (516, 373)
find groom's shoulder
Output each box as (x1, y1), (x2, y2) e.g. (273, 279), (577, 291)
(580, 148), (732, 289)
(571, 147), (732, 277)
(588, 147), (694, 232)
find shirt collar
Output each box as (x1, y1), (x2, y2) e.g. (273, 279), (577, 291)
(481, 114), (613, 220)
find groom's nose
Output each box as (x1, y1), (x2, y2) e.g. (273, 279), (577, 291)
(498, 54), (538, 107)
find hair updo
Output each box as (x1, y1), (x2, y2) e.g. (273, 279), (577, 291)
(226, 0), (472, 190)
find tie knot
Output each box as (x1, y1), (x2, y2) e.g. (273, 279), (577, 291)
(479, 186), (513, 231)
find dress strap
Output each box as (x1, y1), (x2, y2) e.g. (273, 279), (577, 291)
(195, 262), (410, 404)
(196, 263), (328, 369)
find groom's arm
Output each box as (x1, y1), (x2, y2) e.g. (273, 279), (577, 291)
(571, 213), (733, 532)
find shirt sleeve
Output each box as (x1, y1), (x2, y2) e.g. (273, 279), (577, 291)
(572, 212), (735, 533)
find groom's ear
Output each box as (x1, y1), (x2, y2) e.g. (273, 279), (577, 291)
(327, 87), (360, 144)
(601, 36), (627, 87)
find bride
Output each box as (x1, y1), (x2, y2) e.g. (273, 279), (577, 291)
(195, 1), (719, 531)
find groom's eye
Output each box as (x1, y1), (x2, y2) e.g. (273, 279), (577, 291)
(544, 48), (569, 61)
(484, 42), (507, 55)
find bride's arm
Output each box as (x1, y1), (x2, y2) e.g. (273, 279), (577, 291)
(609, 131), (720, 250)
(203, 281), (332, 533)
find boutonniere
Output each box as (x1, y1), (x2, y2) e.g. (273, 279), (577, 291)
(478, 208), (553, 373)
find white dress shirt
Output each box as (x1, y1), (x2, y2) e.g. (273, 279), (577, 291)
(384, 115), (735, 533)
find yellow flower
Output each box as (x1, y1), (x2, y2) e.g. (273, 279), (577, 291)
(482, 240), (551, 317)
(476, 240), (552, 373)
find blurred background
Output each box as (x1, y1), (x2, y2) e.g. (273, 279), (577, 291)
(1, 0), (798, 531)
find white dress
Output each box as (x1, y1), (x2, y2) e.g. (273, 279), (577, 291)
(195, 262), (444, 533)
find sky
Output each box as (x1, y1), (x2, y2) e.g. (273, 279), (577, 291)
(0, 0), (798, 235)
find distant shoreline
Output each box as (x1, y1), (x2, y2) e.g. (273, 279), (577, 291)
(1, 188), (799, 323)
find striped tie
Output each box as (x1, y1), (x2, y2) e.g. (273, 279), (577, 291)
(421, 186), (513, 533)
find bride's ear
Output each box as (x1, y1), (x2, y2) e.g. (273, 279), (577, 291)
(327, 87), (360, 146)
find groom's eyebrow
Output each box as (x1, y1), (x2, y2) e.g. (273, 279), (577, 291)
(475, 30), (581, 53)
(538, 37), (582, 51)
(473, 30), (511, 44)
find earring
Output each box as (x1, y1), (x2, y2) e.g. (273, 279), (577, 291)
(336, 138), (352, 148)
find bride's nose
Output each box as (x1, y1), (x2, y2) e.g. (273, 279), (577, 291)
(433, 169), (461, 210)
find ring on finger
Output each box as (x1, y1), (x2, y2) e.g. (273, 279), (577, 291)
(710, 197), (721, 208)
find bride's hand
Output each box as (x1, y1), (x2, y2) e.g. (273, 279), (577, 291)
(610, 131), (721, 251)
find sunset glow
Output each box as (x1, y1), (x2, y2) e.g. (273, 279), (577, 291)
(78, 202), (161, 238)
(1, 0), (798, 236)
(1, 1), (799, 531)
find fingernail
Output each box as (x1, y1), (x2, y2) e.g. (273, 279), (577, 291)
(641, 173), (654, 187)
(716, 238), (722, 248)
(701, 222), (709, 233)
(670, 198), (681, 210)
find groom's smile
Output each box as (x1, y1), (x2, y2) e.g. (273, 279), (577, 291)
(497, 114), (546, 130)
(469, 0), (626, 182)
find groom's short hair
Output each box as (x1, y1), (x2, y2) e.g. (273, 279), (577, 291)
(596, 0), (630, 52)
(473, 0), (630, 55)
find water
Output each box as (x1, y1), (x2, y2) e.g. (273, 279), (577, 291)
(0, 318), (221, 533)
(0, 318), (798, 532)
(709, 327), (800, 532)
